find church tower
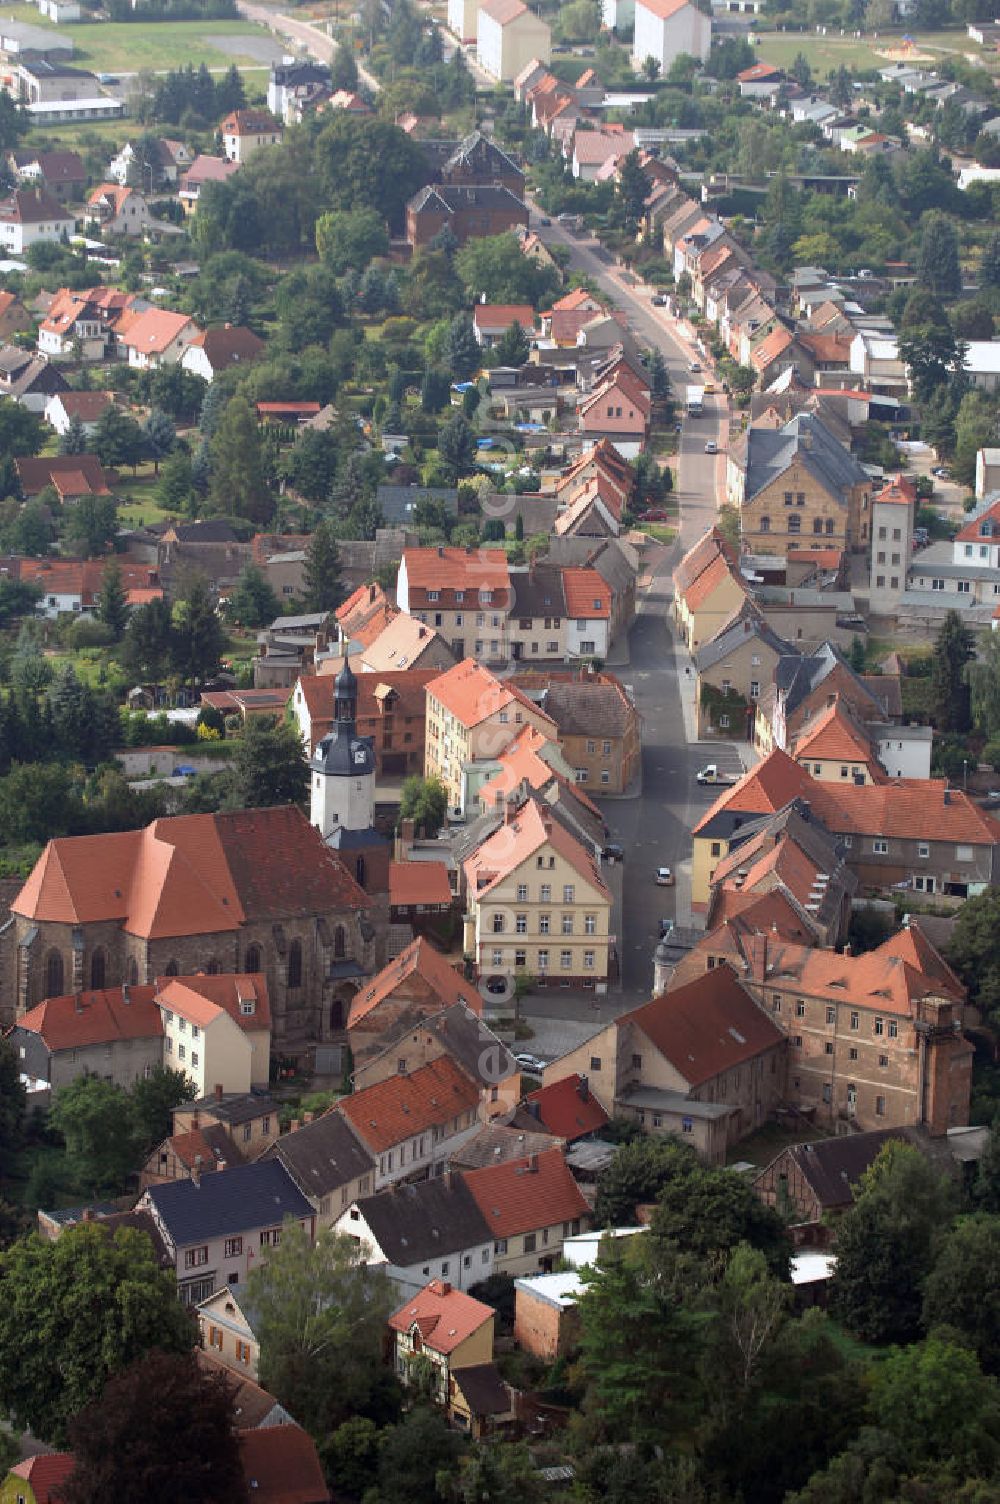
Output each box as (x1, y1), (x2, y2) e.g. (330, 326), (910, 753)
(309, 657), (376, 840)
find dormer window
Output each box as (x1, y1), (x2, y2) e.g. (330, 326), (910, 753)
(427, 590), (440, 602)
(240, 998), (255, 1015)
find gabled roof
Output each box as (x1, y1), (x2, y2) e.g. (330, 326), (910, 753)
(744, 412), (868, 504)
(348, 935), (482, 1030)
(561, 567), (611, 619)
(389, 859), (452, 908)
(220, 108), (282, 135)
(155, 972), (271, 1033)
(637, 0), (699, 19)
(8, 1454), (76, 1503)
(692, 748), (813, 836)
(809, 778), (1000, 847)
(119, 307), (197, 355)
(360, 613), (448, 673)
(402, 546), (510, 598)
(956, 495), (1000, 544)
(354, 1173), (491, 1263)
(15, 454), (110, 498)
(525, 1074), (609, 1140)
(473, 303), (535, 330)
(188, 322), (265, 372)
(388, 1277), (494, 1354)
(337, 1055), (480, 1154)
(769, 1129), (910, 1211)
(16, 984), (160, 1051)
(427, 657), (554, 733)
(695, 611), (792, 673)
(48, 389), (113, 422)
(746, 926), (965, 1018)
(464, 793), (610, 903)
(238, 1425), (327, 1504)
(793, 696), (880, 770)
(465, 1145), (589, 1237)
(146, 1160), (312, 1247)
(624, 966), (783, 1087)
(268, 1109), (375, 1200)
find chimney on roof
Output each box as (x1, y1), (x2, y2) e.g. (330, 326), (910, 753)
(214, 1082), (223, 1102)
(290, 1118), (300, 1133)
(437, 546), (444, 558)
(418, 626), (426, 638)
(439, 1280), (452, 1295)
(578, 1074), (589, 1102)
(527, 1153), (539, 1172)
(303, 1111), (314, 1125)
(192, 1154), (203, 1187)
(122, 984), (130, 1005)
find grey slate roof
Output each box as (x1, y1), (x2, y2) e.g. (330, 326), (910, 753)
(450, 1121), (558, 1170)
(357, 1174), (490, 1264)
(376, 485), (458, 527)
(777, 1129), (910, 1210)
(146, 1160), (312, 1246)
(540, 680), (631, 738)
(774, 641), (882, 720)
(268, 1112), (375, 1202)
(695, 614), (794, 674)
(188, 1089), (280, 1126)
(509, 563), (565, 619)
(543, 536), (636, 598)
(744, 412), (869, 504)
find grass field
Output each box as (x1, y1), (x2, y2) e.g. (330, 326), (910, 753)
(0, 2), (275, 72)
(754, 27), (992, 76)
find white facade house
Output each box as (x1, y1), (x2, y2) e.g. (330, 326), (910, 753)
(477, 0), (551, 83)
(335, 1191), (495, 1300)
(119, 308), (200, 370)
(601, 0), (635, 27)
(976, 448), (1000, 499)
(632, 0), (710, 72)
(565, 609), (611, 659)
(0, 188), (74, 254)
(875, 726), (932, 781)
(449, 0), (479, 40)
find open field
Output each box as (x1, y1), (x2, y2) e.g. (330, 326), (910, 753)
(754, 27), (993, 75)
(0, 3), (277, 71)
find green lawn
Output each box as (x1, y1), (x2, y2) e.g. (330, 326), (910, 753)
(754, 27), (992, 76)
(639, 522), (676, 544)
(0, 2), (277, 73)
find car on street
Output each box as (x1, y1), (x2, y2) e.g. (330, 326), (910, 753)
(514, 1052), (547, 1074)
(651, 293), (667, 305)
(656, 866), (675, 886)
(604, 841), (625, 861)
(696, 764), (737, 786)
(932, 466), (951, 479)
(704, 440), (718, 454)
(539, 216), (551, 225)
(689, 360), (702, 372)
(639, 508), (668, 521)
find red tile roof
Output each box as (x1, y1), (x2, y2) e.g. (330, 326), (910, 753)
(401, 547), (510, 609)
(626, 966), (784, 1087)
(793, 697), (880, 770)
(14, 806), (369, 935)
(693, 749), (813, 835)
(155, 972), (271, 1032)
(15, 455), (111, 499)
(874, 472), (917, 508)
(956, 496), (1000, 544)
(337, 1054), (480, 1153)
(9, 1454), (76, 1504)
(465, 1145), (589, 1237)
(464, 794), (610, 903)
(473, 303), (535, 330)
(389, 859), (452, 908)
(560, 567), (611, 619)
(348, 935), (482, 1030)
(188, 323), (265, 372)
(295, 667), (437, 752)
(17, 985), (160, 1051)
(221, 108), (282, 135)
(388, 1278), (494, 1354)
(682, 551), (745, 614)
(525, 1074), (609, 1140)
(119, 308), (197, 356)
(49, 389), (114, 422)
(809, 779), (1000, 845)
(238, 1425), (327, 1504)
(428, 657), (555, 734)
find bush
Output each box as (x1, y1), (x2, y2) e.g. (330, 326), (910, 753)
(65, 619), (115, 650)
(983, 739), (1000, 773)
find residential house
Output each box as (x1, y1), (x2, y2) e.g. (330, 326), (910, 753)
(732, 413), (873, 557)
(37, 285), (140, 363)
(672, 528), (748, 653)
(0, 187), (74, 253)
(525, 1072), (609, 1140)
(156, 972), (270, 1098)
(173, 1087), (281, 1162)
(139, 1158), (315, 1304)
(16, 556), (158, 618)
(140, 1118), (246, 1188)
(474, 724), (603, 849)
(359, 613), (456, 675)
(463, 1144), (591, 1276)
(338, 1170), (497, 1295)
(220, 108), (283, 164)
(542, 966), (786, 1162)
(577, 361), (650, 457)
(462, 791), (612, 989)
(752, 1127), (921, 1234)
(477, 0), (551, 82)
(181, 323), (266, 383)
(237, 1425), (329, 1504)
(178, 153), (240, 214)
(544, 534), (638, 647)
(762, 640), (900, 754)
(347, 934), (484, 1070)
(561, 565), (612, 659)
(352, 1001), (517, 1121)
(336, 1054), (482, 1188)
(0, 344), (67, 409)
(507, 560), (568, 662)
(266, 1110), (375, 1227)
(196, 1350), (294, 1428)
(407, 182), (528, 249)
(389, 1279), (509, 1435)
(571, 128), (634, 181)
(108, 137), (193, 188)
(976, 447), (1000, 499)
(633, 0), (711, 70)
(0, 289), (29, 339)
(86, 181), (150, 235)
(791, 696), (885, 784)
(14, 454), (112, 504)
(437, 130), (526, 196)
(689, 748), (815, 908)
(694, 607), (793, 738)
(291, 667), (439, 779)
(0, 1457), (75, 1504)
(11, 983), (163, 1090)
(43, 388), (113, 436)
(514, 667), (640, 793)
(423, 656), (556, 815)
(869, 471), (916, 613)
(197, 1283), (261, 1379)
(375, 485), (458, 529)
(7, 804), (374, 1049)
(119, 307), (201, 369)
(7, 147), (86, 201)
(473, 303), (535, 347)
(268, 58), (332, 119)
(540, 287), (606, 345)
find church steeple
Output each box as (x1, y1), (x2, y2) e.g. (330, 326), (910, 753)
(309, 652), (375, 841)
(334, 655), (357, 728)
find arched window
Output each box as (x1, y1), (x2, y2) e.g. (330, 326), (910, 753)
(245, 943), (262, 974)
(206, 958), (221, 976)
(355, 856), (366, 888)
(164, 959), (179, 977)
(334, 926), (346, 960)
(127, 956), (139, 986)
(330, 997), (344, 1031)
(45, 949), (63, 999)
(90, 948), (106, 991)
(288, 938), (303, 989)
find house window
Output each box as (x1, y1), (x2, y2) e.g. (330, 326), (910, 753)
(875, 1095), (886, 1117)
(873, 839), (888, 855)
(491, 949), (503, 968)
(560, 950), (572, 969)
(825, 1041), (834, 1055)
(826, 1006), (836, 1025)
(494, 1239), (507, 1254)
(539, 914), (550, 934)
(288, 938), (303, 988)
(918, 843), (929, 858)
(850, 1011), (859, 1030)
(849, 1047), (858, 1061)
(537, 949), (549, 970)
(590, 1056), (601, 1071)
(523, 1233), (537, 1253)
(515, 949), (526, 967)
(561, 914), (573, 934)
(236, 1341), (251, 1366)
(584, 950), (595, 969)
(874, 1017), (884, 1036)
(879, 1054), (889, 1068)
(888, 1020), (898, 1039)
(587, 740), (596, 754)
(516, 913), (527, 934)
(540, 884), (551, 901)
(184, 1245), (208, 1269)
(492, 913), (505, 933)
(563, 884), (575, 903)
(224, 1237), (242, 1257)
(517, 884), (528, 901)
(795, 1000), (805, 1018)
(585, 913), (596, 934)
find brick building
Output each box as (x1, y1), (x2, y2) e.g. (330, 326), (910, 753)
(6, 806), (377, 1050)
(291, 667), (440, 778)
(406, 183), (529, 249)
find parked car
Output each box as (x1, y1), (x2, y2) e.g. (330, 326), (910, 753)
(539, 216), (551, 226)
(689, 360), (702, 372)
(651, 294), (667, 306)
(639, 508), (668, 521)
(704, 440), (718, 454)
(696, 764), (737, 786)
(514, 1053), (548, 1074)
(656, 866), (675, 886)
(604, 841), (625, 862)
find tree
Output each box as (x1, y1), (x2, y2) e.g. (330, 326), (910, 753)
(330, 41), (359, 90)
(60, 1350), (244, 1504)
(65, 495), (118, 557)
(931, 609), (974, 732)
(228, 563), (279, 629)
(209, 395), (274, 526)
(122, 597), (174, 682)
(93, 405), (146, 472)
(130, 1066), (195, 1156)
(249, 1221), (398, 1440)
(455, 233), (557, 308)
(0, 397), (42, 457)
(494, 320), (530, 367)
(315, 207), (390, 274)
(918, 211), (962, 295)
(899, 322), (964, 402)
(97, 558), (130, 640)
(869, 1336), (1000, 1475)
(446, 314), (480, 381)
(437, 412), (476, 481)
(157, 448), (194, 515)
(302, 521), (345, 615)
(50, 1075), (139, 1193)
(949, 888), (1000, 1028)
(829, 1140), (955, 1344)
(375, 1406), (464, 1504)
(170, 574), (224, 685)
(650, 1158), (790, 1278)
(641, 54), (660, 81)
(398, 774), (448, 836)
(228, 715), (308, 810)
(143, 407), (177, 474)
(421, 366), (452, 414)
(923, 1215), (1000, 1374)
(59, 412), (87, 455)
(981, 231), (1000, 289)
(0, 1036), (26, 1160)
(618, 149), (649, 226)
(282, 428), (340, 505)
(791, 51), (812, 87)
(0, 1223), (192, 1443)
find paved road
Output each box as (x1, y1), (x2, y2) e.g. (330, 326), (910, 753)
(528, 215), (735, 1000)
(235, 0), (382, 91)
